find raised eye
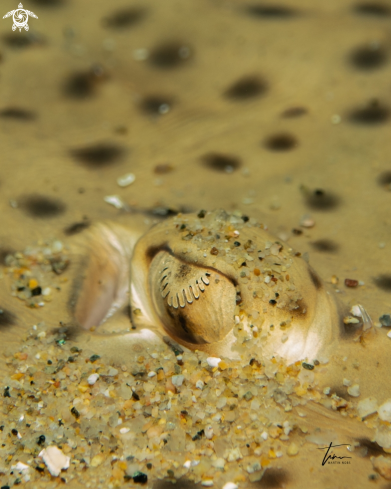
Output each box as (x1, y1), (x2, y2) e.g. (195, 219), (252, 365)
(149, 251), (236, 344)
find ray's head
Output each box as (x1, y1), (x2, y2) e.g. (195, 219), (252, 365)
(130, 209), (342, 363)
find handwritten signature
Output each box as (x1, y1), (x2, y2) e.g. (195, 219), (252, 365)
(318, 443), (352, 466)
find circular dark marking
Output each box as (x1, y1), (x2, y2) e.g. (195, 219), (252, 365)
(140, 95), (173, 115)
(377, 170), (391, 187)
(264, 133), (297, 151)
(0, 107), (36, 120)
(0, 308), (16, 327)
(353, 2), (391, 16)
(64, 220), (91, 236)
(373, 274), (391, 291)
(2, 33), (34, 48)
(347, 100), (389, 124)
(20, 194), (66, 218)
(224, 75), (267, 100)
(63, 65), (107, 99)
(0, 248), (14, 265)
(245, 4), (298, 18)
(304, 189), (340, 211)
(252, 467), (288, 488)
(281, 106), (308, 118)
(149, 41), (191, 69)
(310, 239), (339, 253)
(102, 7), (146, 28)
(349, 44), (387, 70)
(201, 152), (242, 172)
(70, 143), (124, 168)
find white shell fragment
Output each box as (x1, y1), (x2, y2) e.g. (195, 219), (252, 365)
(347, 384), (360, 397)
(117, 173), (135, 187)
(87, 373), (99, 385)
(104, 195), (125, 209)
(39, 446), (70, 476)
(171, 374), (184, 386)
(378, 400), (391, 422)
(206, 357), (221, 368)
(357, 397), (378, 418)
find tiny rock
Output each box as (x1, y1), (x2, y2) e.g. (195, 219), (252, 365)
(87, 373), (99, 385)
(39, 446), (70, 476)
(287, 442), (299, 456)
(380, 315), (391, 327)
(207, 357), (221, 368)
(372, 455), (391, 480)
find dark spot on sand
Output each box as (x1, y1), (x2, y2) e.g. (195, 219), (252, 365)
(224, 75), (267, 100)
(149, 41), (191, 69)
(373, 274), (391, 291)
(349, 44), (388, 70)
(245, 4), (298, 18)
(355, 438), (383, 457)
(251, 467), (288, 487)
(281, 106), (308, 118)
(377, 170), (391, 187)
(308, 268), (323, 289)
(310, 239), (339, 253)
(290, 299), (307, 318)
(0, 248), (14, 265)
(51, 324), (79, 342)
(64, 221), (91, 236)
(102, 7), (146, 28)
(0, 308), (16, 327)
(63, 65), (107, 99)
(304, 189), (340, 211)
(348, 100), (390, 124)
(331, 387), (349, 401)
(353, 2), (391, 16)
(2, 33), (35, 48)
(70, 143), (124, 168)
(264, 133), (297, 151)
(140, 95), (173, 115)
(20, 194), (66, 218)
(201, 152), (241, 172)
(0, 107), (36, 121)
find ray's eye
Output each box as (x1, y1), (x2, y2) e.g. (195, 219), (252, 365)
(149, 251), (236, 344)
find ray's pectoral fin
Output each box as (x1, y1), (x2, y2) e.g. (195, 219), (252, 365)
(70, 223), (140, 331)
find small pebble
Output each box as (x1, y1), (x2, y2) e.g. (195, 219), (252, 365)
(171, 374), (184, 387)
(287, 442), (299, 456)
(104, 195), (125, 209)
(347, 384), (360, 397)
(117, 173), (135, 187)
(345, 278), (358, 287)
(223, 484), (238, 489)
(300, 214), (315, 228)
(380, 315), (391, 327)
(351, 305), (362, 317)
(207, 357), (221, 368)
(87, 373), (99, 385)
(119, 427), (130, 434)
(39, 446), (70, 476)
